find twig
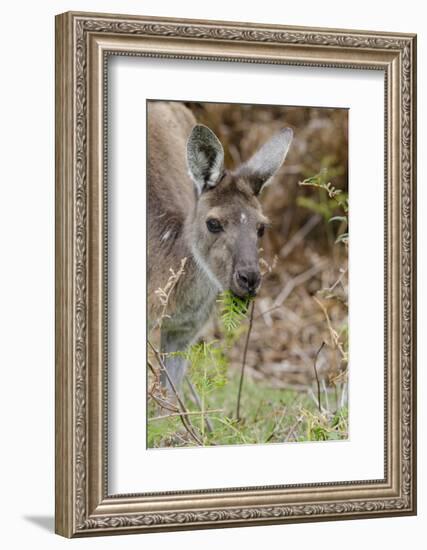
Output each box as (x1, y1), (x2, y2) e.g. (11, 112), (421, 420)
(147, 360), (179, 412)
(321, 379), (330, 411)
(253, 400), (265, 423)
(279, 215), (321, 259)
(340, 382), (348, 409)
(314, 296), (347, 362)
(214, 417), (250, 444)
(147, 360), (158, 376)
(308, 388), (323, 412)
(327, 267), (348, 293)
(253, 303), (282, 322)
(334, 384), (339, 412)
(148, 409), (223, 422)
(186, 377), (214, 434)
(273, 260), (327, 307)
(147, 359), (179, 412)
(148, 392), (178, 413)
(152, 257), (187, 331)
(265, 406), (288, 442)
(313, 342), (325, 412)
(148, 340), (203, 445)
(148, 342), (186, 409)
(256, 297), (273, 327)
(285, 415), (303, 442)
(236, 300), (255, 421)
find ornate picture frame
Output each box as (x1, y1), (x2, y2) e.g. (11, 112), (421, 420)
(55, 11), (417, 537)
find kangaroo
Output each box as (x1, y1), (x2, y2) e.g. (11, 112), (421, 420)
(147, 101), (293, 392)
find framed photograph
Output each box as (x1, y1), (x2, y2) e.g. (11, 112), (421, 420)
(55, 11), (417, 537)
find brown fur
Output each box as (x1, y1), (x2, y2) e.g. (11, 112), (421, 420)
(147, 101), (196, 320)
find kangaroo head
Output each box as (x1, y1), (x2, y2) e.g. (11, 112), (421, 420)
(186, 124), (293, 298)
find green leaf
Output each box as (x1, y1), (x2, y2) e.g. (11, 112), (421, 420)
(185, 341), (228, 395)
(217, 290), (251, 334)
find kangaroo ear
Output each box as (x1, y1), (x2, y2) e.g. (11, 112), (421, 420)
(187, 125), (225, 195)
(239, 128), (293, 196)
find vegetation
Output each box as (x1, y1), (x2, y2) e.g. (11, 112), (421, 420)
(148, 103), (349, 448)
(148, 367), (348, 448)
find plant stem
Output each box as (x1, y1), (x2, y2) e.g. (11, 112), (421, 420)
(201, 359), (206, 442)
(236, 300), (255, 421)
(313, 341), (325, 412)
(148, 340), (203, 445)
(148, 409), (223, 422)
(186, 377), (213, 433)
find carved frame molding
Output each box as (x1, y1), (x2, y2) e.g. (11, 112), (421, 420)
(55, 11), (416, 537)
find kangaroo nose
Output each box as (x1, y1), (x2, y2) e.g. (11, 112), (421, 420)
(236, 269), (261, 295)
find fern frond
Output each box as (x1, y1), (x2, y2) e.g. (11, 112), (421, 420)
(217, 291), (251, 334)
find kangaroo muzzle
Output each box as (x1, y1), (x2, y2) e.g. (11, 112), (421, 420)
(233, 266), (261, 297)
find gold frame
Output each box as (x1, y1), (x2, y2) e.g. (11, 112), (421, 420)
(55, 11), (417, 537)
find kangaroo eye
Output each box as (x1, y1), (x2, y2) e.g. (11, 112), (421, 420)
(257, 224), (265, 238)
(206, 218), (223, 233)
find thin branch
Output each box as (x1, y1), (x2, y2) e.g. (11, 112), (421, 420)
(147, 360), (179, 412)
(273, 260), (327, 307)
(148, 390), (179, 414)
(253, 303), (283, 321)
(148, 341), (186, 410)
(314, 296), (348, 362)
(313, 342), (325, 413)
(148, 340), (203, 445)
(279, 214), (321, 259)
(214, 417), (250, 444)
(340, 382), (348, 409)
(185, 377), (214, 434)
(265, 406), (288, 443)
(284, 415), (304, 442)
(321, 379), (330, 411)
(327, 267), (348, 293)
(148, 409), (223, 422)
(147, 360), (157, 375)
(236, 300), (255, 421)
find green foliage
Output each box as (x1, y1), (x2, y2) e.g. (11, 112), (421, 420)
(299, 167), (348, 211)
(296, 196), (338, 221)
(181, 341), (228, 395)
(298, 167), (349, 417)
(172, 340), (228, 441)
(147, 369), (349, 448)
(298, 168), (349, 245)
(300, 406), (349, 442)
(147, 269), (350, 448)
(146, 413), (181, 448)
(152, 292), (256, 445)
(217, 290), (251, 334)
